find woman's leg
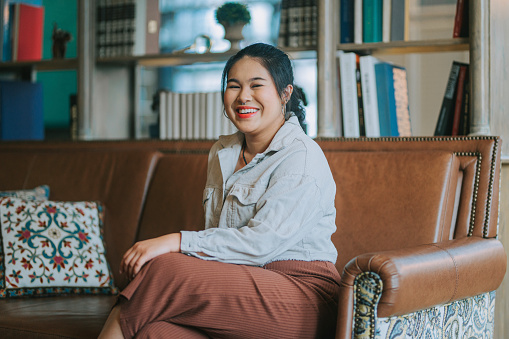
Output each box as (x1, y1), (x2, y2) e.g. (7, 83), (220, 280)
(98, 305), (123, 339)
(117, 253), (340, 339)
(136, 322), (210, 339)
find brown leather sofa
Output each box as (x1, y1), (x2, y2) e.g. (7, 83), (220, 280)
(0, 137), (505, 338)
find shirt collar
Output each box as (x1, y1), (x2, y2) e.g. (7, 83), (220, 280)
(218, 114), (302, 154)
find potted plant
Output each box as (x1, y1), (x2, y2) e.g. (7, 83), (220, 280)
(215, 2), (251, 50)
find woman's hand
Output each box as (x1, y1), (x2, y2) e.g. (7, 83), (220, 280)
(120, 233), (182, 279)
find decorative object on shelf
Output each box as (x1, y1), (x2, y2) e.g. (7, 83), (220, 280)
(173, 35), (212, 55)
(51, 23), (72, 59)
(215, 2), (251, 51)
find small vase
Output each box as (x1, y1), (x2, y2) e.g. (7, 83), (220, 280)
(221, 22), (246, 51)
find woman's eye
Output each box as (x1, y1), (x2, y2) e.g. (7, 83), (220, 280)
(227, 85), (240, 89)
(252, 84), (262, 88)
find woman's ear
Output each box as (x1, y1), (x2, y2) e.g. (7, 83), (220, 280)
(282, 85), (294, 104)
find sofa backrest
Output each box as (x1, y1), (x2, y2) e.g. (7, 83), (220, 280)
(317, 137), (502, 273)
(0, 145), (161, 288)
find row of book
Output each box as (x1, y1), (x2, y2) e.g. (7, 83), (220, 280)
(434, 61), (470, 136)
(1, 0), (44, 62)
(158, 91), (236, 140)
(278, 0), (318, 48)
(340, 0), (408, 44)
(96, 0), (160, 58)
(336, 52), (411, 137)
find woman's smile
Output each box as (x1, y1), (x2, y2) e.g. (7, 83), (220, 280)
(236, 105), (259, 118)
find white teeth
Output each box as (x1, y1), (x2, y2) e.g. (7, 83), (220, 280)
(238, 109), (257, 114)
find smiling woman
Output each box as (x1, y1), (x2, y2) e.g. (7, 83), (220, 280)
(99, 43), (340, 339)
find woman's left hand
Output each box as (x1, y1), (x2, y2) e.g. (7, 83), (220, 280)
(120, 233), (182, 279)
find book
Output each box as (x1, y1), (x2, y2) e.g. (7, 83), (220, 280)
(70, 93), (78, 140)
(11, 2), (44, 61)
(451, 64), (468, 136)
(278, 0), (289, 47)
(287, 0), (302, 47)
(171, 92), (180, 139)
(355, 55), (366, 136)
(363, 0), (383, 43)
(0, 0), (42, 61)
(159, 90), (167, 139)
(453, 0), (469, 38)
(359, 55), (381, 137)
(390, 0), (408, 41)
(382, 0), (391, 42)
(133, 0), (160, 55)
(434, 61), (466, 136)
(392, 65), (411, 136)
(353, 0), (363, 44)
(338, 52), (360, 137)
(0, 80), (44, 140)
(458, 68), (470, 136)
(374, 62), (411, 137)
(339, 0), (354, 44)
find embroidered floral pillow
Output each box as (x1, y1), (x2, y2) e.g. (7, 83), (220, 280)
(0, 185), (50, 202)
(0, 197), (118, 298)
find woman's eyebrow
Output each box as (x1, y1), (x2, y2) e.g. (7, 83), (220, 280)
(227, 77), (267, 83)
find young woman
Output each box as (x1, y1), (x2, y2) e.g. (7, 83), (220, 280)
(99, 43), (340, 339)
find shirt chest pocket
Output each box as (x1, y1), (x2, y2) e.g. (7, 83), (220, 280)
(225, 185), (265, 228)
(203, 187), (221, 228)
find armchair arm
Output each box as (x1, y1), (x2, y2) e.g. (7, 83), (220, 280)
(336, 237), (506, 339)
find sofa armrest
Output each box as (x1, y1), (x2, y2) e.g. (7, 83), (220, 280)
(335, 237), (506, 339)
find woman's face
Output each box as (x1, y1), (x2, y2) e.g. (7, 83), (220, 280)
(224, 56), (291, 140)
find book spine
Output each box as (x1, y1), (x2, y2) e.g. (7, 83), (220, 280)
(205, 92), (214, 139)
(96, 0), (106, 57)
(453, 0), (464, 38)
(159, 90), (167, 139)
(392, 66), (411, 136)
(339, 0), (354, 44)
(165, 90), (173, 139)
(180, 93), (187, 139)
(360, 55), (381, 137)
(339, 52), (360, 137)
(374, 62), (394, 136)
(354, 0), (363, 44)
(193, 92), (201, 139)
(363, 0), (383, 43)
(172, 92), (180, 139)
(458, 66), (470, 135)
(214, 92), (223, 138)
(355, 55), (366, 136)
(390, 0), (406, 41)
(302, 0), (313, 47)
(451, 64), (467, 136)
(288, 0), (301, 47)
(434, 61), (462, 136)
(278, 0), (288, 47)
(310, 0), (318, 47)
(186, 93), (194, 139)
(145, 0), (160, 55)
(382, 0), (391, 42)
(70, 94), (78, 140)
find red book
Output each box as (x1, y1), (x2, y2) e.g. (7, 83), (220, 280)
(451, 64), (467, 136)
(453, 0), (469, 38)
(12, 3), (44, 61)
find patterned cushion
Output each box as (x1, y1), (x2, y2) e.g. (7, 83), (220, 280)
(0, 197), (118, 298)
(0, 185), (50, 202)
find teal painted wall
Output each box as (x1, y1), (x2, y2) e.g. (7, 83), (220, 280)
(37, 0), (77, 129)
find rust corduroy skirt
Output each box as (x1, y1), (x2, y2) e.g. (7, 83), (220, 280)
(118, 253), (341, 338)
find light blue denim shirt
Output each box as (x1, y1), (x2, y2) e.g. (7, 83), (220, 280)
(180, 115), (337, 266)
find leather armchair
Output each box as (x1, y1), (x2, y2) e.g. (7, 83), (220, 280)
(317, 137), (506, 339)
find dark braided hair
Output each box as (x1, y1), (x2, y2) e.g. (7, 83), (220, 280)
(221, 43), (306, 131)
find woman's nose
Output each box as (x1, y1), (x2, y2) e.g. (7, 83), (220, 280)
(237, 88), (251, 104)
